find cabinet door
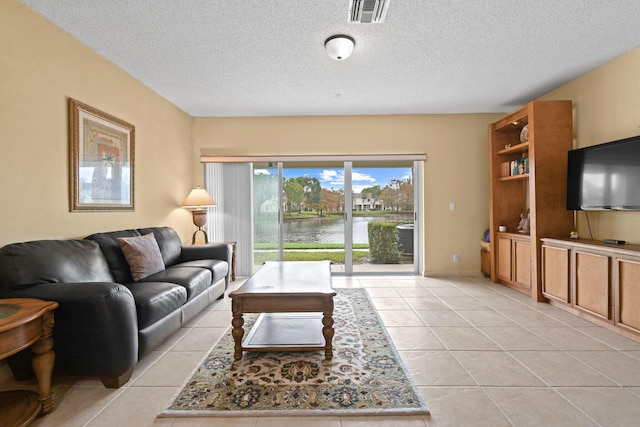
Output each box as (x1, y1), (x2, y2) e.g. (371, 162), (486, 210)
(542, 245), (570, 303)
(513, 238), (531, 289)
(575, 251), (610, 320)
(617, 258), (640, 333)
(496, 236), (512, 283)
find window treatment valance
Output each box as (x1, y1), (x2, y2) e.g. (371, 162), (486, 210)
(200, 154), (427, 163)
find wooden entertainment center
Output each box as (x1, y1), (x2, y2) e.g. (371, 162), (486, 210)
(489, 100), (574, 301)
(541, 238), (640, 341)
(489, 101), (640, 342)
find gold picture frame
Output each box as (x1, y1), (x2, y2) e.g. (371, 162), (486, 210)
(69, 98), (135, 211)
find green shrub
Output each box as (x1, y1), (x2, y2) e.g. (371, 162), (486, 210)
(368, 221), (400, 264)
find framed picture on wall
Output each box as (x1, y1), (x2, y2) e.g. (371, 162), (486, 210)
(68, 98), (135, 211)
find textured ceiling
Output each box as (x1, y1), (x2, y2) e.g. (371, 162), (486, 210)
(21, 0), (640, 117)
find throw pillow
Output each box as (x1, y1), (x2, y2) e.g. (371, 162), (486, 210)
(117, 233), (165, 281)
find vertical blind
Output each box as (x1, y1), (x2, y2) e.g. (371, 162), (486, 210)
(204, 163), (254, 277)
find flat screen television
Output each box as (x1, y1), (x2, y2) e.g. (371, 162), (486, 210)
(567, 135), (640, 211)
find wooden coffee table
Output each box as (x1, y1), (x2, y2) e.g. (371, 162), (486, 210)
(0, 298), (58, 426)
(228, 261), (336, 360)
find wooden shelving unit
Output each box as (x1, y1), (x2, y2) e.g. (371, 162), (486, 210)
(489, 100), (574, 300)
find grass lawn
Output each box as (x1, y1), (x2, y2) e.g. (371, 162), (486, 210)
(254, 250), (370, 264)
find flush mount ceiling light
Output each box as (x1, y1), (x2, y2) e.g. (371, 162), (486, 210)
(325, 35), (355, 61)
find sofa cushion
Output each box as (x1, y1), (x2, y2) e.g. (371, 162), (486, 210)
(137, 227), (183, 267)
(117, 233), (165, 281)
(124, 281), (187, 329)
(138, 267), (211, 301)
(85, 229), (141, 284)
(0, 240), (113, 290)
(173, 259), (228, 285)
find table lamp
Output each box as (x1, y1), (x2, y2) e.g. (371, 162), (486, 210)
(181, 187), (216, 244)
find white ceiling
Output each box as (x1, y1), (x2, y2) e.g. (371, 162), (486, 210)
(21, 0), (640, 117)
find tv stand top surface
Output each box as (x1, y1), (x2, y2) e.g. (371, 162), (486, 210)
(542, 237), (640, 256)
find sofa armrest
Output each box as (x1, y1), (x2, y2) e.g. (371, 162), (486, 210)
(1, 282), (139, 380)
(180, 243), (231, 264)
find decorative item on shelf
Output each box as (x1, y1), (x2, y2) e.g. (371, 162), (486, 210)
(181, 187), (216, 244)
(516, 209), (530, 234)
(520, 124), (529, 143)
(570, 231), (579, 239)
(505, 157), (529, 177)
(498, 225), (507, 232)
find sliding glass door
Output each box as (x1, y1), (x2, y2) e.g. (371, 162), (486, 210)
(249, 160), (421, 275)
(351, 161), (417, 274)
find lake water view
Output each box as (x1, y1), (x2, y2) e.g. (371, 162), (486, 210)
(255, 215), (412, 244)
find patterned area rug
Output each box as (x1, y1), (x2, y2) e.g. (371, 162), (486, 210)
(160, 288), (429, 417)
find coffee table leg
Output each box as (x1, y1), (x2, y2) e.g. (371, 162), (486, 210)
(31, 311), (55, 414)
(322, 299), (335, 360)
(231, 301), (245, 361)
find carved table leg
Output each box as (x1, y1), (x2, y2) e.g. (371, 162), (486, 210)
(231, 301), (245, 361)
(322, 298), (335, 360)
(31, 311), (55, 414)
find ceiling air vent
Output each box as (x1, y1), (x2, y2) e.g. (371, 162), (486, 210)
(348, 0), (390, 24)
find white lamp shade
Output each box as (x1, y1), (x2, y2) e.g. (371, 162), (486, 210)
(181, 187), (215, 209)
(325, 35), (355, 61)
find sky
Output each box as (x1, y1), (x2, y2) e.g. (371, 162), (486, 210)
(282, 167), (412, 193)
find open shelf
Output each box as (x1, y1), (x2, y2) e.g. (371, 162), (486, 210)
(499, 173), (529, 181)
(498, 142), (529, 156)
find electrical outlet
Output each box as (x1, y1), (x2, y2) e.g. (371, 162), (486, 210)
(453, 254), (459, 263)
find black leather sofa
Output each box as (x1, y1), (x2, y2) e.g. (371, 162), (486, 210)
(0, 226), (230, 388)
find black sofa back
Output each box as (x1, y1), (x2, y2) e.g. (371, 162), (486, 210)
(85, 226), (186, 284)
(0, 239), (114, 291)
(83, 229), (141, 284)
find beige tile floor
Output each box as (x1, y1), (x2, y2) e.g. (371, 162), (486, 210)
(4, 274), (640, 426)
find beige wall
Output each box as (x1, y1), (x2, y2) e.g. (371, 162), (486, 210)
(0, 1), (195, 246)
(192, 44), (640, 272)
(541, 46), (640, 243)
(6, 0), (638, 274)
(193, 114), (501, 274)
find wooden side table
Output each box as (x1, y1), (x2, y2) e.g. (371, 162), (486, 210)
(226, 241), (237, 282)
(481, 248), (491, 278)
(0, 298), (58, 425)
